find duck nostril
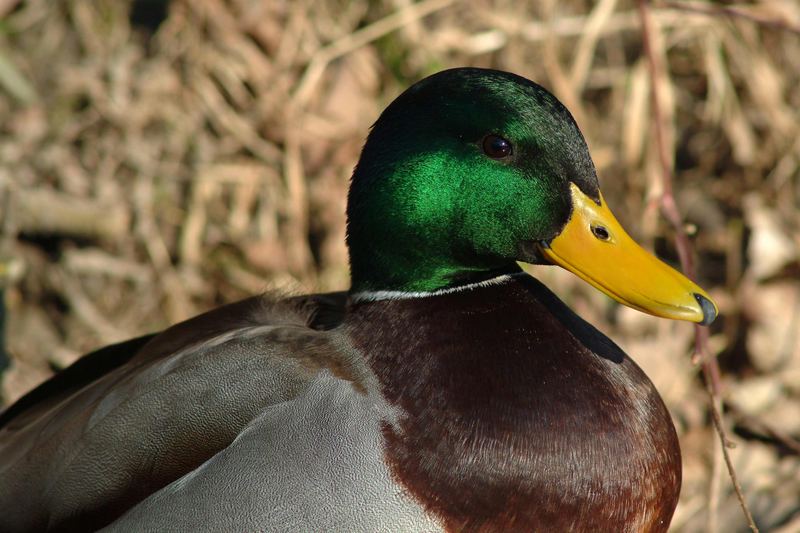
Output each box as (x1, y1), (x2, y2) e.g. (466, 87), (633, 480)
(591, 225), (610, 241)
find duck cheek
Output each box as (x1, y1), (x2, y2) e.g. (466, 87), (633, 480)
(516, 239), (550, 265)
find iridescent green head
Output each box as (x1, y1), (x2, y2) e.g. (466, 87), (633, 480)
(346, 68), (717, 324)
(347, 68), (597, 293)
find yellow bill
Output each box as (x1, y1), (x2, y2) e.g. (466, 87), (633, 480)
(539, 183), (717, 325)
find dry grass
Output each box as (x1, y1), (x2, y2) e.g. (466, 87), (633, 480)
(1, 0), (799, 531)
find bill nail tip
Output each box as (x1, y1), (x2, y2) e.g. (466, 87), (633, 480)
(693, 293), (717, 326)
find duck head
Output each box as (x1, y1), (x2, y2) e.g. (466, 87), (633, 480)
(347, 68), (716, 324)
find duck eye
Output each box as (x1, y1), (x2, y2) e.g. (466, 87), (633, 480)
(591, 225), (610, 241)
(482, 135), (512, 159)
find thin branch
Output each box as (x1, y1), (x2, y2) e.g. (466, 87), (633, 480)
(292, 0), (457, 108)
(636, 1), (759, 532)
(705, 375), (759, 530)
(661, 0), (800, 35)
(727, 402), (800, 456)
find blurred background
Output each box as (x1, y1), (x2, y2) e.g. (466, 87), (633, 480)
(0, 0), (798, 531)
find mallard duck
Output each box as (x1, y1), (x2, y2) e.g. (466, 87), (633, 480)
(0, 68), (716, 532)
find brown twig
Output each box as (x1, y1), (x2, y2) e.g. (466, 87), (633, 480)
(636, 1), (759, 531)
(12, 188), (130, 241)
(727, 402), (800, 456)
(292, 0), (457, 108)
(661, 0), (800, 35)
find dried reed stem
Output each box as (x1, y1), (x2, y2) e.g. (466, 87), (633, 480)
(293, 0), (457, 107)
(727, 403), (800, 455)
(661, 0), (800, 35)
(636, 1), (759, 531)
